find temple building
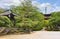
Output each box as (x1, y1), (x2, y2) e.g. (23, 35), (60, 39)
(44, 14), (51, 20)
(0, 10), (16, 26)
(0, 10), (16, 20)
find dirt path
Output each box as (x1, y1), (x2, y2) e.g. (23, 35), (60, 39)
(0, 31), (60, 39)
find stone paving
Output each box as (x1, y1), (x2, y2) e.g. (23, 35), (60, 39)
(0, 31), (60, 39)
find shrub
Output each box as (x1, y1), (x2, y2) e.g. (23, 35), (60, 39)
(48, 12), (60, 31)
(0, 16), (13, 27)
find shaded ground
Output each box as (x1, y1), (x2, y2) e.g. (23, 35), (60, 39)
(0, 31), (60, 39)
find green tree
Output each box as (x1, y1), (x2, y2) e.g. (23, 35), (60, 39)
(0, 16), (13, 27)
(0, 8), (5, 13)
(11, 0), (44, 31)
(49, 11), (60, 31)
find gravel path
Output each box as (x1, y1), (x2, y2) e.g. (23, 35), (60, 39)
(0, 31), (60, 39)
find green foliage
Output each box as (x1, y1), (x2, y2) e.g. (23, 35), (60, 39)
(0, 8), (5, 13)
(43, 20), (49, 27)
(0, 0), (45, 32)
(49, 11), (60, 31)
(11, 0), (44, 31)
(0, 16), (13, 27)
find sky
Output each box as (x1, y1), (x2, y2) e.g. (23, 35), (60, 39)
(0, 0), (60, 14)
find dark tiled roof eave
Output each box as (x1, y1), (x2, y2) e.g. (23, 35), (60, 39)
(44, 14), (51, 16)
(0, 10), (16, 16)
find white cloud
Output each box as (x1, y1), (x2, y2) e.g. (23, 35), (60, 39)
(32, 1), (60, 14)
(0, 0), (60, 14)
(32, 1), (40, 8)
(52, 6), (60, 11)
(40, 3), (50, 7)
(0, 0), (21, 8)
